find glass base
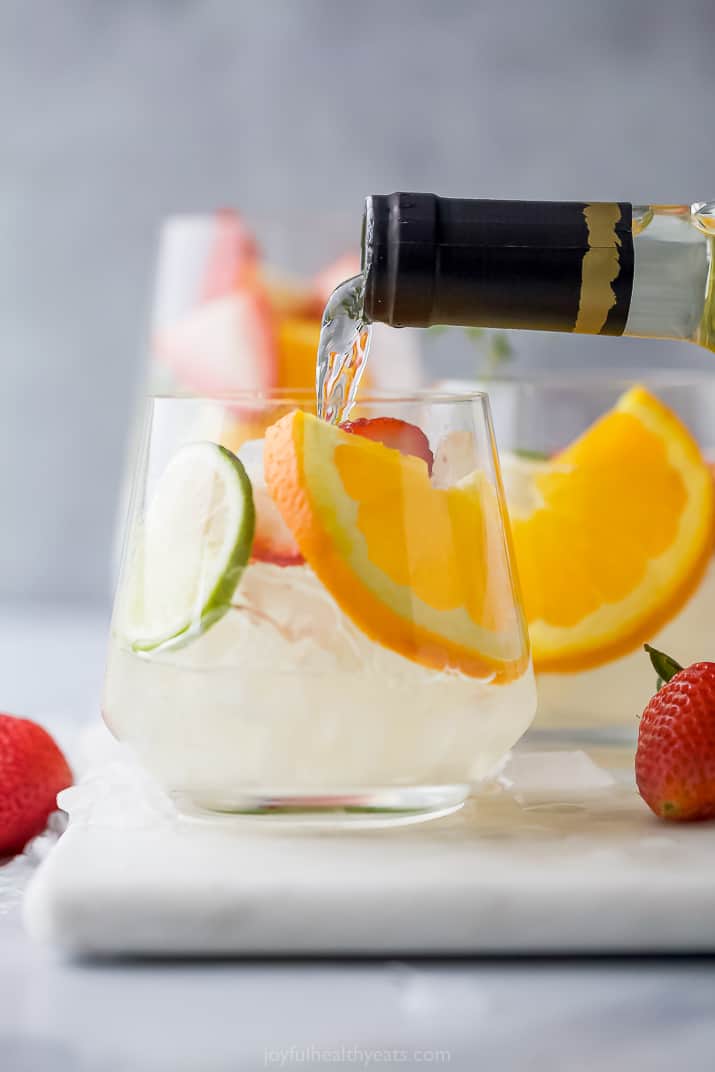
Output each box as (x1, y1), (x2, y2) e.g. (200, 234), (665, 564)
(173, 784), (469, 828)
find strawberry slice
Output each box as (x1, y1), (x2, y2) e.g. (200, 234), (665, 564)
(156, 210), (277, 399)
(341, 417), (434, 473)
(313, 252), (361, 305)
(154, 286), (277, 398)
(252, 489), (305, 566)
(238, 440), (303, 566)
(201, 209), (259, 301)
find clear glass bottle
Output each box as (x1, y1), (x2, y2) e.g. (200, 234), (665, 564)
(361, 194), (715, 353)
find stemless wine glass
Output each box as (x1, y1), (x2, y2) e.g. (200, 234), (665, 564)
(103, 389), (536, 825)
(442, 370), (715, 744)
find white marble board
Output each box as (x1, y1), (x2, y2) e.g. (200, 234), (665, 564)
(23, 738), (715, 957)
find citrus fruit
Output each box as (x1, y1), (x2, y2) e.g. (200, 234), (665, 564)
(126, 443), (255, 651)
(264, 410), (528, 681)
(276, 316), (322, 391)
(275, 317), (377, 395)
(507, 386), (715, 672)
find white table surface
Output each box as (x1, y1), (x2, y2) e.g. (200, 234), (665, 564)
(2, 601), (715, 1071)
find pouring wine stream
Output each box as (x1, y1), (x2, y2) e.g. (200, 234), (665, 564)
(316, 274), (372, 423)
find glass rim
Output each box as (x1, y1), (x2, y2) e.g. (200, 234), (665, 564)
(150, 387), (490, 406)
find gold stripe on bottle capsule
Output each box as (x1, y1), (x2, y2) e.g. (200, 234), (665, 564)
(574, 203), (623, 335)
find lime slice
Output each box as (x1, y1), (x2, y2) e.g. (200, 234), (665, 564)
(127, 442), (255, 651)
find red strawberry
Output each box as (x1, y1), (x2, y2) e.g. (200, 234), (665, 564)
(341, 417), (434, 473)
(0, 714), (73, 856)
(636, 645), (715, 821)
(237, 439), (303, 566)
(154, 286), (277, 399)
(251, 484), (304, 566)
(155, 210), (277, 402)
(201, 209), (260, 301)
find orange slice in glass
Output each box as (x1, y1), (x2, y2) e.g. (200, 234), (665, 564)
(508, 386), (715, 672)
(264, 410), (529, 682)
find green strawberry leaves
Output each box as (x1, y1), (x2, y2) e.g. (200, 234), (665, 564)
(645, 644), (683, 691)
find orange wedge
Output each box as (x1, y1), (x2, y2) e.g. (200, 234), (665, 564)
(276, 316), (374, 394)
(264, 410), (529, 681)
(508, 386), (715, 672)
(276, 317), (321, 391)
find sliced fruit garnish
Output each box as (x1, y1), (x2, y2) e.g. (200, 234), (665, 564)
(276, 316), (322, 392)
(126, 443), (255, 651)
(252, 504), (304, 566)
(341, 416), (434, 473)
(264, 411), (528, 680)
(237, 439), (303, 566)
(201, 209), (259, 301)
(154, 287), (277, 398)
(508, 386), (715, 672)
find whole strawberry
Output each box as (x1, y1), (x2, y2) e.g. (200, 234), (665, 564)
(636, 646), (715, 821)
(0, 714), (72, 856)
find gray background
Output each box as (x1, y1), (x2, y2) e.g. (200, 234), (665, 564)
(2, 0), (715, 605)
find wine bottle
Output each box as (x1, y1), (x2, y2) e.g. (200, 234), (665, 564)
(361, 193), (715, 352)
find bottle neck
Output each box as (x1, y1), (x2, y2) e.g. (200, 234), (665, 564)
(625, 206), (713, 348)
(362, 194), (714, 351)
